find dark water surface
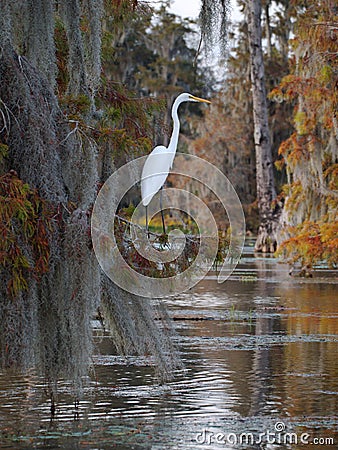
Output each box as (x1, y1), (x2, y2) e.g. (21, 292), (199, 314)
(1, 243), (337, 449)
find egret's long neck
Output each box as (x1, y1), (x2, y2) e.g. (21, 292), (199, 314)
(168, 98), (181, 154)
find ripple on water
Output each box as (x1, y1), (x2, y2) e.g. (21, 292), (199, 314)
(0, 251), (337, 449)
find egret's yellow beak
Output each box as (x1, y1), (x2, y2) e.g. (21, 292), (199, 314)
(189, 95), (211, 104)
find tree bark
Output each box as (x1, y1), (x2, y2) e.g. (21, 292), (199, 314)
(264, 1), (272, 59)
(246, 0), (279, 252)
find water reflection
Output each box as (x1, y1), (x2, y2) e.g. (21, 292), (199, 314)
(0, 246), (337, 449)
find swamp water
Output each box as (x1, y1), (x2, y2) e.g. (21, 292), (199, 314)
(0, 242), (337, 449)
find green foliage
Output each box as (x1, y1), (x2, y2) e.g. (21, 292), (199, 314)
(319, 64), (333, 84)
(102, 2), (210, 103)
(294, 110), (308, 135)
(96, 82), (156, 167)
(0, 173), (52, 298)
(0, 143), (8, 160)
(214, 230), (231, 267)
(60, 94), (92, 118)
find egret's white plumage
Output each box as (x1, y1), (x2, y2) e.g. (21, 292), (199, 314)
(141, 146), (174, 207)
(141, 93), (211, 233)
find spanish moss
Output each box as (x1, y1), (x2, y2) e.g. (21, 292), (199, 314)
(0, 0), (181, 397)
(199, 0), (231, 57)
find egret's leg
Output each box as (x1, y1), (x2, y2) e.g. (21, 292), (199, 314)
(145, 205), (149, 238)
(160, 186), (166, 234)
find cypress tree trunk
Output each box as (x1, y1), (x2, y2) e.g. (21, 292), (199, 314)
(246, 0), (279, 252)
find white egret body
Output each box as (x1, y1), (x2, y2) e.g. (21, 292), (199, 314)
(141, 93), (211, 233)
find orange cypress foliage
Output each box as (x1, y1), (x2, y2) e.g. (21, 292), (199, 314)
(277, 220), (338, 269)
(0, 172), (52, 298)
(271, 0), (338, 269)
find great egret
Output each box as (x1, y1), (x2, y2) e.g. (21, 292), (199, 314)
(141, 92), (211, 235)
